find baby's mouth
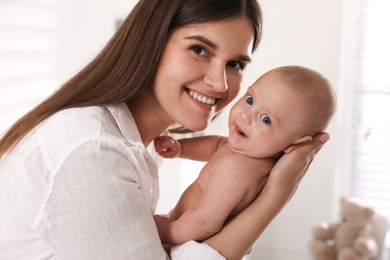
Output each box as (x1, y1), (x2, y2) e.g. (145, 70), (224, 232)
(236, 125), (247, 137)
(187, 89), (216, 106)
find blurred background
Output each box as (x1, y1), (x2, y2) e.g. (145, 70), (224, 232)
(0, 0), (389, 259)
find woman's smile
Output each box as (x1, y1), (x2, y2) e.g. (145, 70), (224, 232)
(187, 89), (216, 106)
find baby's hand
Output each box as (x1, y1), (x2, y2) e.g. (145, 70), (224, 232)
(154, 136), (182, 158)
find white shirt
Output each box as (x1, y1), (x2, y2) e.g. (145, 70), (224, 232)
(0, 103), (224, 260)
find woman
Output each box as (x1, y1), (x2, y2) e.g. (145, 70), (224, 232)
(0, 0), (329, 259)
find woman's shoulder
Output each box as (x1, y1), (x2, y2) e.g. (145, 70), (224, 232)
(37, 105), (106, 142)
(34, 104), (134, 169)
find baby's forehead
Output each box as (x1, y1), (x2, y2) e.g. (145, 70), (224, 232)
(247, 77), (293, 94)
(248, 81), (314, 109)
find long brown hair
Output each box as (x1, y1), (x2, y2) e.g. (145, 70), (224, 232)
(0, 0), (262, 158)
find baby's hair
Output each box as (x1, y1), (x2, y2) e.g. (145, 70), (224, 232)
(270, 66), (337, 135)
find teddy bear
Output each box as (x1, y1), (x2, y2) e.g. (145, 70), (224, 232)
(308, 197), (379, 260)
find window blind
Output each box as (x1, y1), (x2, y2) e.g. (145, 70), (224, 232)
(0, 0), (58, 133)
(350, 0), (390, 221)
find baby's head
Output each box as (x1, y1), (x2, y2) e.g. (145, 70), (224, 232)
(228, 65), (336, 158)
(267, 66), (336, 135)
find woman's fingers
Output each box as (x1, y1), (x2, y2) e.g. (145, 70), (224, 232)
(265, 132), (330, 197)
(297, 132), (329, 162)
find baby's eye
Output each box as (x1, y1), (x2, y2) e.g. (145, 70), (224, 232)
(245, 95), (253, 105)
(260, 114), (271, 125)
(227, 61), (245, 70)
(191, 46), (208, 56)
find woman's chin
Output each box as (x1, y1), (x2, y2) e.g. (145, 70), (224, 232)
(187, 124), (207, 132)
(183, 120), (210, 132)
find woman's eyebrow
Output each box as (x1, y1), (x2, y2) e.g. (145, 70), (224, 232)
(237, 55), (252, 63)
(185, 35), (252, 62)
(185, 35), (217, 49)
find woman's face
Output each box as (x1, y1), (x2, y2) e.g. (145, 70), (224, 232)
(153, 17), (255, 131)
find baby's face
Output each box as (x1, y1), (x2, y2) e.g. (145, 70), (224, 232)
(227, 72), (311, 158)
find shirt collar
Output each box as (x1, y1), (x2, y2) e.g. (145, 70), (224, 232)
(105, 103), (144, 147)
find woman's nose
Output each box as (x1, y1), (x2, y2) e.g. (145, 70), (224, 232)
(203, 62), (228, 92)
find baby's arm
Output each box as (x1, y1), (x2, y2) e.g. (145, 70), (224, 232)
(154, 135), (226, 161)
(204, 133), (330, 260)
(162, 156), (271, 245)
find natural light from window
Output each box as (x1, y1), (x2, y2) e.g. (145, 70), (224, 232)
(350, 0), (390, 222)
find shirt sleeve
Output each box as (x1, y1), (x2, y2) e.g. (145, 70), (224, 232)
(171, 241), (226, 260)
(44, 140), (168, 260)
(43, 140), (225, 260)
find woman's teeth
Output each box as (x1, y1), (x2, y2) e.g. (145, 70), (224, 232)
(188, 90), (215, 105)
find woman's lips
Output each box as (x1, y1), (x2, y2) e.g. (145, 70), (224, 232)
(187, 89), (216, 106)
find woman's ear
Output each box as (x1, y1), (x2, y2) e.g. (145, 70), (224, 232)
(283, 135), (313, 154)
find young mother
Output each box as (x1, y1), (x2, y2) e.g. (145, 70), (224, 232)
(0, 0), (329, 259)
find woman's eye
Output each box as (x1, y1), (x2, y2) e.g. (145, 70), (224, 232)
(245, 95), (253, 105)
(227, 61), (245, 70)
(191, 46), (207, 56)
(260, 114), (271, 125)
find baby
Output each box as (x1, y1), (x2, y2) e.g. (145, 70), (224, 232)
(154, 65), (336, 246)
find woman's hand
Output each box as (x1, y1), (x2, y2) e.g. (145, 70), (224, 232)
(153, 214), (174, 253)
(266, 132), (330, 200)
(153, 214), (171, 243)
(204, 132), (330, 260)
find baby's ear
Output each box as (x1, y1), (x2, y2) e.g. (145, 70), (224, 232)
(283, 135), (313, 154)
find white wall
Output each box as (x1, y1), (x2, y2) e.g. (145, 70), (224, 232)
(56, 0), (135, 83)
(56, 1), (349, 258)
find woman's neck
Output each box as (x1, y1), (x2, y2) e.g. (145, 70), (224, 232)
(126, 88), (173, 147)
